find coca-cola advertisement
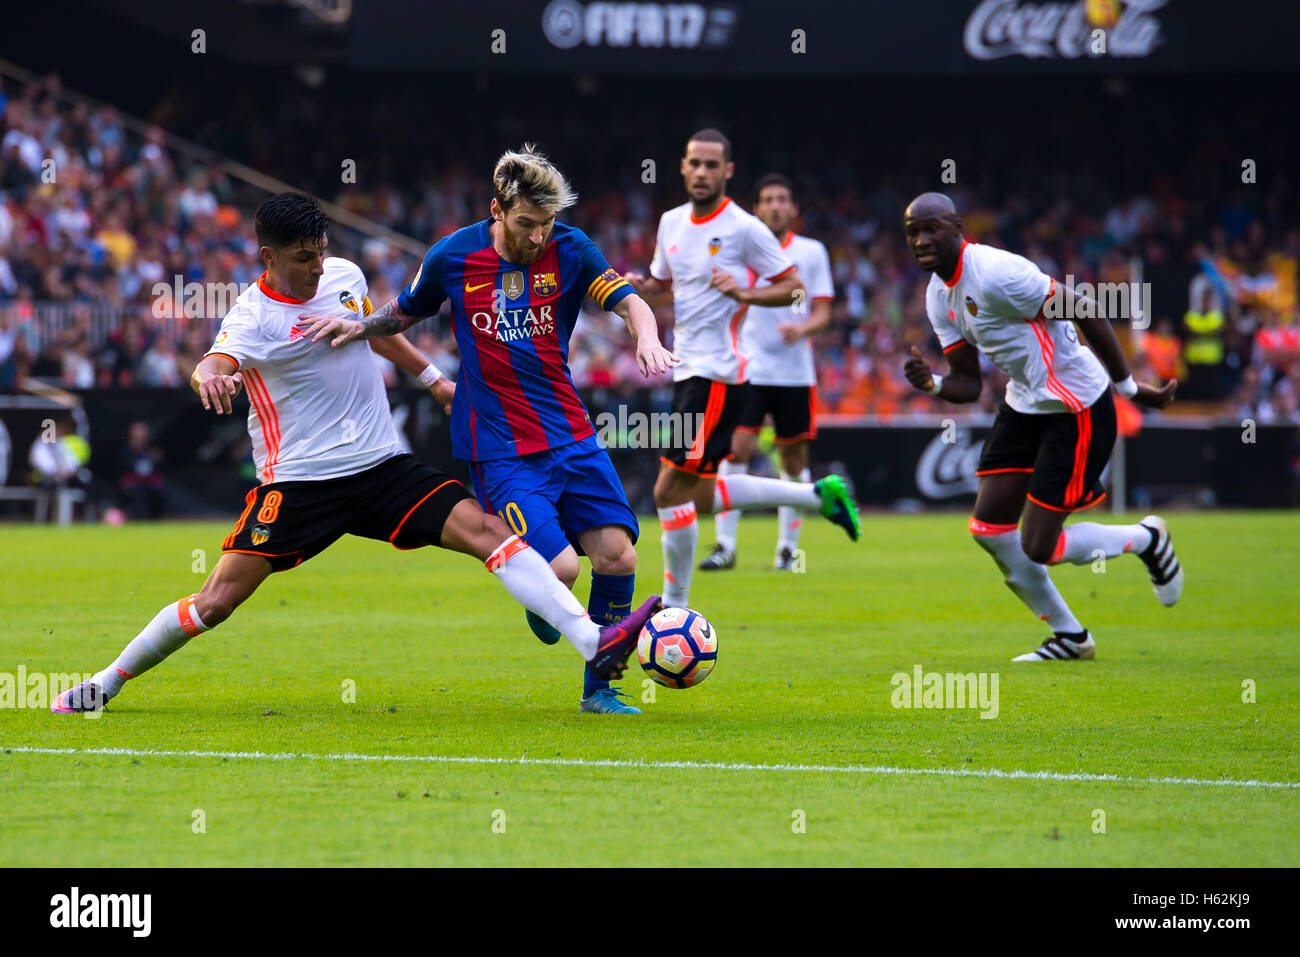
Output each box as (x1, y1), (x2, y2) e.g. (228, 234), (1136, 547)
(811, 421), (1296, 508)
(963, 0), (1166, 61)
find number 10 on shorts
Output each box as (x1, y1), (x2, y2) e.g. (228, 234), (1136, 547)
(498, 501), (527, 537)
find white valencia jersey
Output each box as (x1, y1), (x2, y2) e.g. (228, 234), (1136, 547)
(741, 233), (833, 387)
(650, 197), (795, 383)
(204, 257), (406, 483)
(925, 241), (1110, 415)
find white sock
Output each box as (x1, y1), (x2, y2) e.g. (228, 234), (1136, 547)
(776, 468), (810, 553)
(713, 459), (745, 553)
(1051, 522), (1154, 565)
(659, 502), (698, 608)
(95, 593), (210, 697)
(970, 519), (1083, 634)
(712, 473), (818, 513)
(486, 536), (600, 659)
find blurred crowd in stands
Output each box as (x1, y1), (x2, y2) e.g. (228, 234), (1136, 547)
(2, 70), (1298, 425)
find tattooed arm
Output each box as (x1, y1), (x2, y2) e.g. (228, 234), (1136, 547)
(296, 297), (423, 349)
(355, 297), (422, 338)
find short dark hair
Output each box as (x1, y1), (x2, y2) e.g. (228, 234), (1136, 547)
(754, 173), (795, 204)
(686, 128), (731, 162)
(255, 192), (329, 249)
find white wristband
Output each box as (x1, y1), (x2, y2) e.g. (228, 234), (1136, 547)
(1115, 375), (1138, 398)
(926, 374), (944, 396)
(418, 363), (443, 387)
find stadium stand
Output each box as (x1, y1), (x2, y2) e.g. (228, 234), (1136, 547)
(3, 66), (1295, 426)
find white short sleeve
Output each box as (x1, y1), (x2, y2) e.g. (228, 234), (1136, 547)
(350, 262), (369, 306)
(807, 241), (834, 300)
(987, 251), (1053, 319)
(649, 218), (671, 282)
(744, 216), (795, 281)
(334, 258), (370, 314)
(925, 288), (966, 351)
(205, 306), (264, 368)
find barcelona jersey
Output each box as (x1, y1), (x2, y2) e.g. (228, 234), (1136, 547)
(398, 220), (634, 462)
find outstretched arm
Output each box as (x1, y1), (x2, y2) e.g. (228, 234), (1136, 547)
(1043, 284), (1176, 409)
(297, 297), (424, 348)
(611, 293), (678, 377)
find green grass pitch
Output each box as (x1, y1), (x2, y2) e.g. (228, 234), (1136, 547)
(1, 511), (1297, 866)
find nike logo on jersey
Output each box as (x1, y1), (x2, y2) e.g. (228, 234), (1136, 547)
(465, 281), (493, 293)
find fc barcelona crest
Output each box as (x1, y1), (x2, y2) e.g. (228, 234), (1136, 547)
(965, 296), (978, 317)
(532, 271), (557, 298)
(503, 270), (525, 300)
(708, 237), (722, 256)
(339, 290), (359, 312)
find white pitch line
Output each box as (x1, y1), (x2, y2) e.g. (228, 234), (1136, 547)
(3, 745), (1298, 790)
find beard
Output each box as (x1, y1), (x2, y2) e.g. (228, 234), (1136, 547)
(766, 217), (790, 239)
(691, 182), (724, 207)
(502, 231), (546, 265)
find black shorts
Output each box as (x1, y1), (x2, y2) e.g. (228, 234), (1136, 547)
(977, 389), (1117, 512)
(660, 377), (750, 478)
(735, 384), (818, 444)
(221, 453), (473, 571)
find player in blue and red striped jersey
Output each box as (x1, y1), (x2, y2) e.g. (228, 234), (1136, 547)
(301, 145), (677, 714)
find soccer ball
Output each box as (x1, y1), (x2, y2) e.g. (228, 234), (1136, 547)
(637, 607), (718, 689)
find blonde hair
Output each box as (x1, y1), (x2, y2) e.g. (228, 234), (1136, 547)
(492, 144), (577, 214)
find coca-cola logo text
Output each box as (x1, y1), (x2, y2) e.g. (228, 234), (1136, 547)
(916, 428), (985, 499)
(964, 0), (1165, 60)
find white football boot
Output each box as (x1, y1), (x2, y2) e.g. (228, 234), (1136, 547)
(1013, 631), (1096, 662)
(1137, 515), (1183, 607)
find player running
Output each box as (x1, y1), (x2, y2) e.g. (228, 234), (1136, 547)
(901, 192), (1182, 662)
(51, 193), (658, 713)
(703, 173), (834, 572)
(624, 129), (859, 610)
(298, 147), (676, 715)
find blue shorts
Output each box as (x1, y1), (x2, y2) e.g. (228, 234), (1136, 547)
(468, 434), (639, 562)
